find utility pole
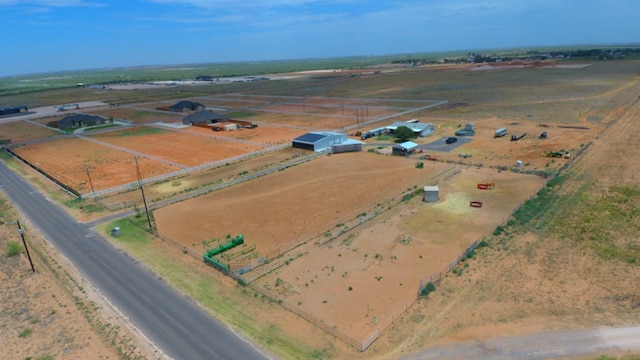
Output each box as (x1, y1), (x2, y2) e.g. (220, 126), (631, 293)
(85, 166), (95, 195)
(134, 157), (153, 230)
(16, 220), (35, 272)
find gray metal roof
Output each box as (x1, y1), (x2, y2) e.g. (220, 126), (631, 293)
(183, 110), (226, 124)
(293, 132), (329, 144)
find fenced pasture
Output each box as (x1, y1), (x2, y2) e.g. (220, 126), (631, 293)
(12, 137), (181, 194)
(0, 120), (61, 143)
(87, 127), (266, 167)
(153, 150), (547, 348)
(182, 123), (307, 146)
(198, 95), (444, 130)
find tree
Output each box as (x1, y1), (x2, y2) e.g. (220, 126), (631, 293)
(395, 126), (414, 142)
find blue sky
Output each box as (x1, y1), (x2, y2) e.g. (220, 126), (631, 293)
(1, 0), (638, 76)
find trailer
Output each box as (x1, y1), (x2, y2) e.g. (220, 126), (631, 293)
(494, 128), (508, 138)
(228, 119), (257, 128)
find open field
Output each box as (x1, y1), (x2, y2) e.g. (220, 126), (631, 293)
(182, 122), (308, 145)
(1, 58), (640, 359)
(88, 126), (266, 167)
(0, 120), (61, 143)
(12, 137), (182, 193)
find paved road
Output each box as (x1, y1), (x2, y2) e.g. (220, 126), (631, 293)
(400, 326), (640, 359)
(0, 162), (269, 360)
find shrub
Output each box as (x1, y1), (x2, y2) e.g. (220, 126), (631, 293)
(420, 282), (436, 297)
(18, 327), (32, 338)
(6, 241), (22, 257)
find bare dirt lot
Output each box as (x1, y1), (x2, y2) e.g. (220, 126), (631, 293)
(0, 120), (61, 143)
(13, 137), (182, 193)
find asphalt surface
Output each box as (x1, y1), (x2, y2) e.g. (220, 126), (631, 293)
(419, 136), (473, 152)
(0, 162), (269, 360)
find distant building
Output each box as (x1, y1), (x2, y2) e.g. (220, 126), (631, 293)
(0, 105), (28, 116)
(169, 100), (205, 112)
(57, 114), (109, 129)
(182, 110), (227, 125)
(386, 121), (435, 137)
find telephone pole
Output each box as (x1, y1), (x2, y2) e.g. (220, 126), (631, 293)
(85, 166), (95, 195)
(134, 157), (153, 230)
(16, 220), (35, 272)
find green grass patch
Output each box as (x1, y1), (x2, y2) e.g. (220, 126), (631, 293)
(18, 327), (32, 338)
(78, 123), (121, 132)
(114, 127), (168, 137)
(6, 241), (22, 257)
(227, 111), (258, 118)
(62, 198), (106, 215)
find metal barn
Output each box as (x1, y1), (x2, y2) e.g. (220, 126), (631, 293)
(423, 185), (439, 202)
(292, 132), (349, 152)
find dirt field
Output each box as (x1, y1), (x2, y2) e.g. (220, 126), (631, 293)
(12, 137), (181, 193)
(154, 151), (546, 342)
(155, 152), (440, 255)
(88, 127), (266, 167)
(0, 120), (61, 143)
(181, 122), (308, 146)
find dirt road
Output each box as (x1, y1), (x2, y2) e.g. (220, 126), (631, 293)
(400, 326), (640, 359)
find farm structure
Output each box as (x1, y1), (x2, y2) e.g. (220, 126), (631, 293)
(292, 132), (349, 152)
(455, 122), (476, 136)
(392, 141), (419, 156)
(423, 185), (439, 202)
(0, 105), (28, 116)
(386, 121), (435, 137)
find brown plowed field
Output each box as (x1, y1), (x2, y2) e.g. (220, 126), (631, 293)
(182, 123), (307, 145)
(13, 138), (181, 193)
(89, 127), (265, 167)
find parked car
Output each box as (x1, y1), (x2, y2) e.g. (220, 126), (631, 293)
(445, 137), (458, 144)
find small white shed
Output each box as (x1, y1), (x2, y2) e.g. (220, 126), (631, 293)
(423, 185), (439, 202)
